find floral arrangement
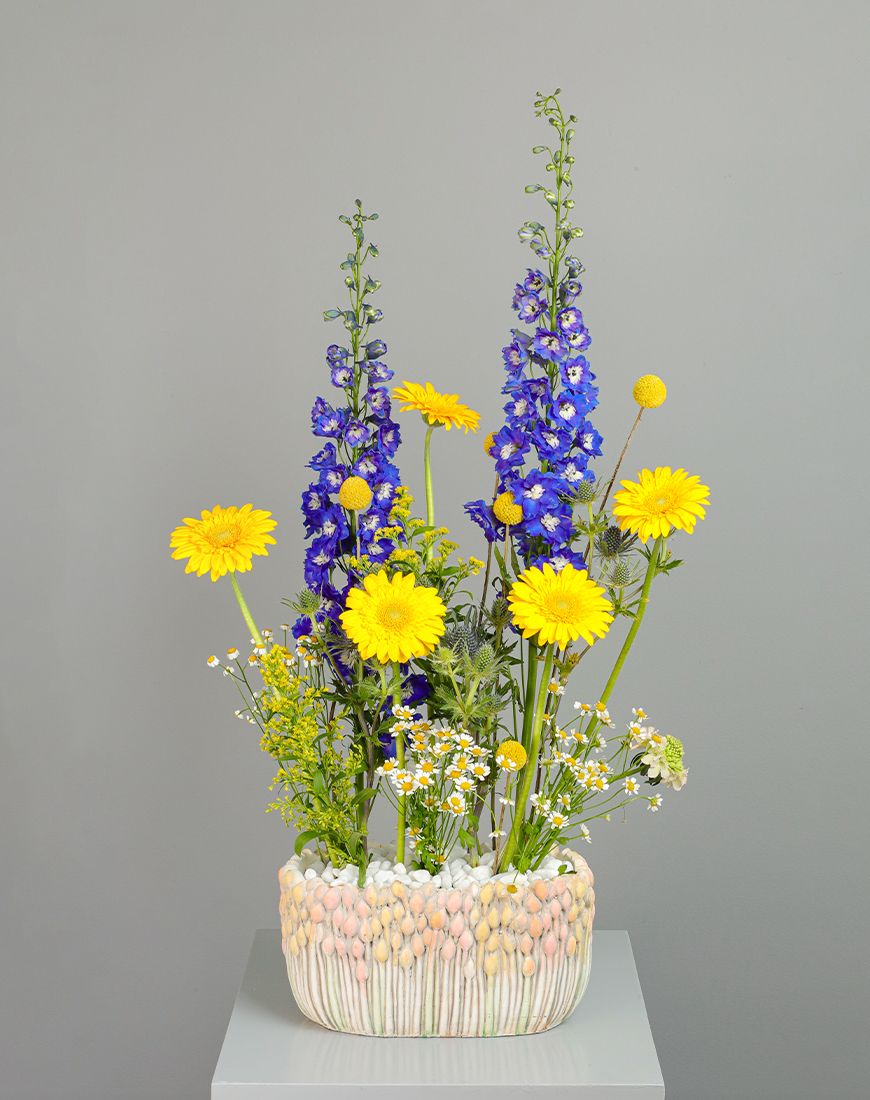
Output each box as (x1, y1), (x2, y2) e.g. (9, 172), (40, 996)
(170, 91), (709, 886)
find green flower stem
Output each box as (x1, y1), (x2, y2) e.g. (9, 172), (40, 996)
(499, 644), (554, 872)
(229, 572), (263, 647)
(422, 424), (435, 562)
(392, 666), (405, 864)
(520, 643), (539, 753)
(597, 536), (662, 710)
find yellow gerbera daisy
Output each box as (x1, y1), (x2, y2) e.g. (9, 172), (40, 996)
(170, 504), (276, 582)
(393, 381), (480, 433)
(612, 467), (710, 541)
(508, 563), (613, 648)
(340, 570), (446, 664)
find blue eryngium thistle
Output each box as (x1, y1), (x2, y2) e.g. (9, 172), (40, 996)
(466, 91), (603, 571)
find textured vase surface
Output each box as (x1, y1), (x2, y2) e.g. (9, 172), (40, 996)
(278, 847), (595, 1036)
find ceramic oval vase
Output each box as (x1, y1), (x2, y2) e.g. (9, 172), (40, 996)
(278, 847), (594, 1036)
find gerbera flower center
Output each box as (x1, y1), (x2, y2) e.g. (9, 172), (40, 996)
(211, 527), (238, 545)
(378, 600), (411, 628)
(546, 593), (580, 622)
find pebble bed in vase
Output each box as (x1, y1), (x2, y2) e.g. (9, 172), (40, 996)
(279, 847), (594, 1036)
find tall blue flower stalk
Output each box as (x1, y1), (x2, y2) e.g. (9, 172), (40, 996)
(466, 93), (603, 571)
(296, 202), (405, 637)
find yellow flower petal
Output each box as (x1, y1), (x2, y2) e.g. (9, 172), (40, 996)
(507, 563), (613, 648)
(393, 380), (480, 433)
(169, 505), (276, 582)
(612, 467), (710, 543)
(341, 570), (447, 665)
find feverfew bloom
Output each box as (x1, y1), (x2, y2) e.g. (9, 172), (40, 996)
(442, 793), (466, 816)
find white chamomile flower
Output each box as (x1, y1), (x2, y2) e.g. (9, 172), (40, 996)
(498, 796), (515, 807)
(648, 795), (663, 812)
(558, 793), (571, 809)
(279, 623), (290, 632)
(594, 702), (615, 727)
(632, 707), (649, 721)
(262, 628), (273, 639)
(470, 762), (490, 780)
(488, 829), (506, 839)
(454, 732), (475, 750)
(222, 666), (232, 677)
(454, 777), (475, 794)
(393, 771), (418, 795)
(624, 776), (641, 795)
(392, 705), (415, 722)
(226, 647), (240, 661)
(548, 680), (565, 696)
(207, 655), (220, 668)
(548, 811), (569, 828)
(377, 759), (397, 776)
(443, 793), (466, 816)
(574, 701), (594, 715)
(578, 824), (591, 843)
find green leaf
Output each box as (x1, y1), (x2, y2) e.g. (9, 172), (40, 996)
(351, 787), (378, 807)
(294, 830), (320, 856)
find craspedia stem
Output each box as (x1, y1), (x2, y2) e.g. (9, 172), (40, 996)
(499, 644), (554, 872)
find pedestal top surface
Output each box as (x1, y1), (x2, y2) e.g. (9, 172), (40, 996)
(212, 929), (664, 1099)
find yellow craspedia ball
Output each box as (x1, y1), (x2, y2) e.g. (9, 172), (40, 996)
(484, 431), (496, 456)
(632, 374), (667, 409)
(495, 739), (528, 771)
(338, 476), (373, 511)
(493, 491), (523, 526)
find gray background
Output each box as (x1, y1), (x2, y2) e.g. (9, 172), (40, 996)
(2, 2), (867, 1097)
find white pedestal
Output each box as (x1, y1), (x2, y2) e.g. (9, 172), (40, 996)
(212, 929), (664, 1099)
